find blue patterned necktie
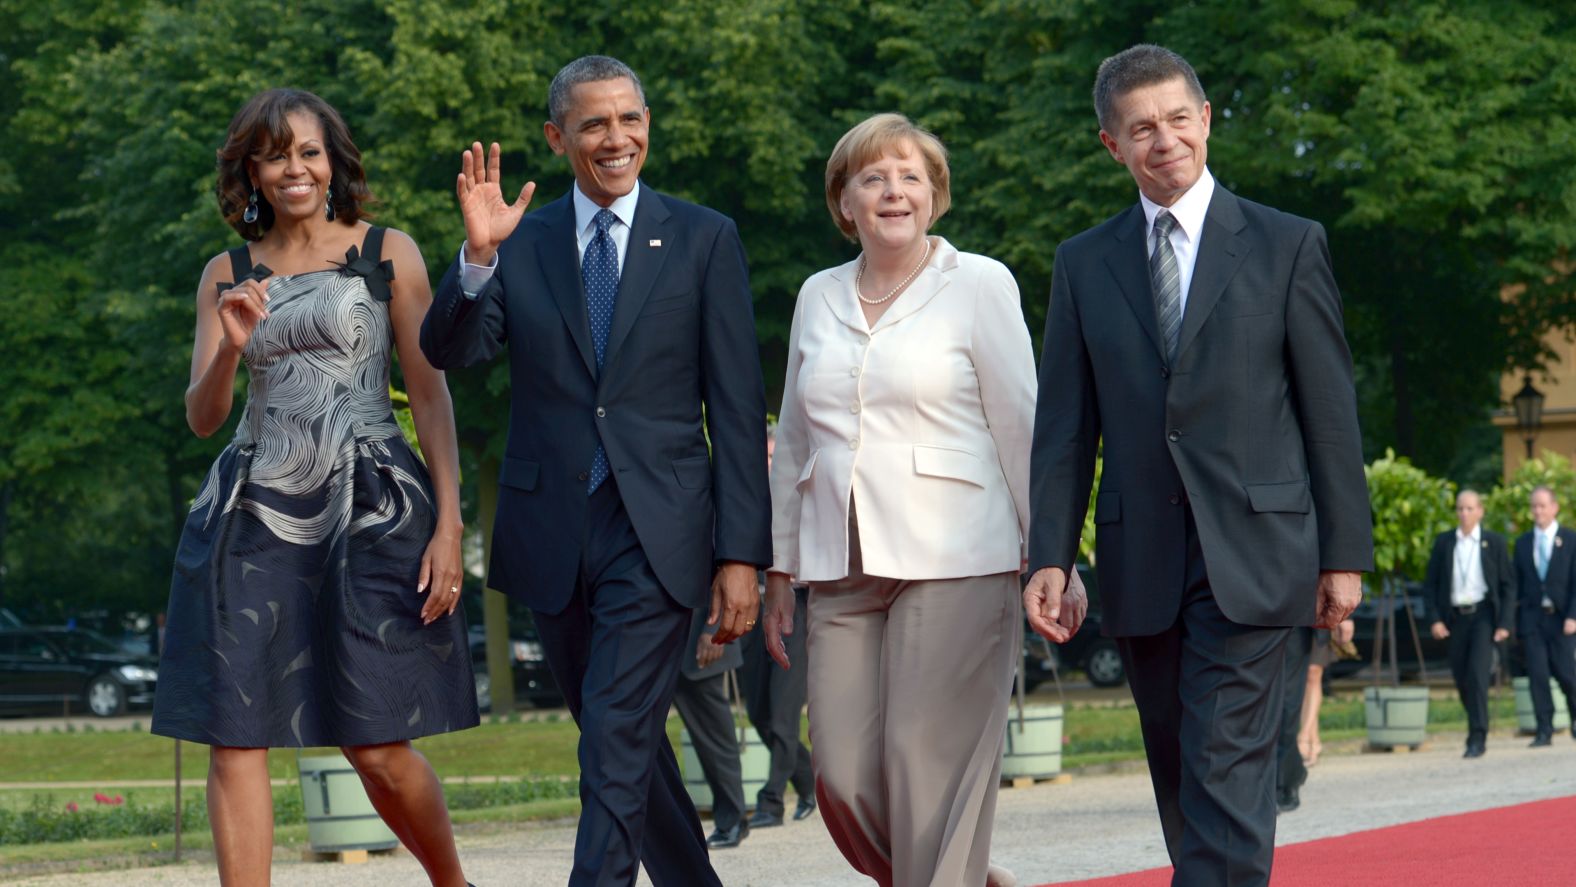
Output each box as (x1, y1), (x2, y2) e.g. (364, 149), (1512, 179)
(583, 208), (619, 494)
(1150, 211), (1182, 364)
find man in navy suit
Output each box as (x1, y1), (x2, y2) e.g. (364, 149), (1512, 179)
(420, 55), (771, 886)
(1026, 45), (1373, 886)
(1514, 485), (1576, 747)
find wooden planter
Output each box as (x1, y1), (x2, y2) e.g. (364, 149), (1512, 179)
(1364, 685), (1429, 749)
(1512, 677), (1572, 734)
(1001, 703), (1064, 780)
(679, 726), (772, 812)
(297, 752), (398, 853)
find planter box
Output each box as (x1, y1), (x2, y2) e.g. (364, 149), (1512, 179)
(1364, 685), (1429, 748)
(297, 753), (398, 853)
(1001, 703), (1064, 780)
(680, 726), (771, 812)
(1512, 677), (1572, 734)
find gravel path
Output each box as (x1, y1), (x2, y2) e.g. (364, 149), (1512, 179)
(6, 729), (1574, 886)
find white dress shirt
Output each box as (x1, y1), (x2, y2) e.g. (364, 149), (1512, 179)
(1140, 166), (1215, 315)
(457, 181), (642, 295)
(1535, 520), (1560, 606)
(1451, 525), (1488, 606)
(769, 237), (1037, 582)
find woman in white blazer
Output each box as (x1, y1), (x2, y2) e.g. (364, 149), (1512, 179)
(763, 113), (1071, 887)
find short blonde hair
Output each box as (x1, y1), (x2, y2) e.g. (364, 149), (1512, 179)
(824, 113), (951, 242)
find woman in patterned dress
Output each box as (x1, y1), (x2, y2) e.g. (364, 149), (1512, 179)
(151, 89), (476, 887)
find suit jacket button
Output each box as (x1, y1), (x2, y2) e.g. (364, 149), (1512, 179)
(1160, 367), (1170, 379)
(1169, 494), (1181, 505)
(1168, 429), (1181, 442)
(577, 471), (589, 482)
(596, 407), (606, 418)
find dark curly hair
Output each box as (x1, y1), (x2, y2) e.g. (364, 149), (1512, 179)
(215, 88), (375, 240)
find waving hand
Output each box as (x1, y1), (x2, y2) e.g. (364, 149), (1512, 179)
(457, 141), (536, 265)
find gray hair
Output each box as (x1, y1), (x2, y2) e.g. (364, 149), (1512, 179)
(1531, 484), (1558, 504)
(1093, 44), (1207, 133)
(548, 55), (646, 127)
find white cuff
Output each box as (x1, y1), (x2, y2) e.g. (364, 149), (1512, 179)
(458, 243), (498, 299)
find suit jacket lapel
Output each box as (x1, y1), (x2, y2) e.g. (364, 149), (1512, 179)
(1176, 187), (1250, 362)
(820, 260), (866, 333)
(603, 187), (673, 368)
(869, 237), (956, 332)
(535, 194), (597, 378)
(1102, 205), (1164, 362)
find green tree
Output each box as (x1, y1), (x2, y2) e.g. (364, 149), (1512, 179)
(1365, 448), (1456, 585)
(1482, 451), (1576, 539)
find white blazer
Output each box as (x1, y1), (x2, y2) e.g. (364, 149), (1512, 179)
(770, 237), (1036, 582)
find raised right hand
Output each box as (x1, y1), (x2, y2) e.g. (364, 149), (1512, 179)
(217, 278), (269, 352)
(458, 141), (536, 264)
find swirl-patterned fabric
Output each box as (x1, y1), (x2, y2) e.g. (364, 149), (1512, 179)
(153, 235), (477, 747)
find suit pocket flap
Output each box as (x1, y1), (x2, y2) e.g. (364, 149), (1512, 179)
(912, 445), (988, 488)
(672, 455), (711, 490)
(796, 449), (820, 487)
(1094, 490), (1121, 524)
(500, 457), (540, 492)
(1245, 481), (1311, 514)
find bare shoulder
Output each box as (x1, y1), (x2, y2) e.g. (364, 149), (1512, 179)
(377, 227), (430, 272)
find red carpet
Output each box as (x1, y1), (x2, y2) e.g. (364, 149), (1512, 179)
(1038, 794), (1576, 886)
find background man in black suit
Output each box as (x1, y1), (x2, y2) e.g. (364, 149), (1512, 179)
(1025, 44), (1373, 886)
(673, 604), (748, 850)
(1513, 485), (1576, 747)
(1424, 489), (1513, 757)
(420, 55), (771, 887)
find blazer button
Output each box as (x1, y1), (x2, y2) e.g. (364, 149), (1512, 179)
(849, 438), (860, 450)
(577, 471), (589, 482)
(849, 403), (861, 414)
(596, 407), (606, 418)
(1169, 494), (1181, 505)
(1160, 367), (1170, 379)
(850, 366), (861, 377)
(1168, 429), (1181, 442)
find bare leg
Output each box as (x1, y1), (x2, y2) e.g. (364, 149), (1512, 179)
(208, 746), (273, 887)
(1296, 664), (1325, 765)
(342, 742), (467, 887)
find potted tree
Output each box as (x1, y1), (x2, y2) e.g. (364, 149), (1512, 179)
(1362, 450), (1453, 749)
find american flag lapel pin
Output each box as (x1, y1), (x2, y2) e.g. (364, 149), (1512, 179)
(649, 239), (662, 247)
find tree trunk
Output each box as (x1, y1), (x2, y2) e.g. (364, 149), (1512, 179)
(476, 454), (515, 715)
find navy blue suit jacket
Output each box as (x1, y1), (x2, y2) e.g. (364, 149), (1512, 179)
(1514, 525), (1576, 630)
(420, 187), (772, 614)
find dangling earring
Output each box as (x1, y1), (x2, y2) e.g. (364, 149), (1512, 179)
(324, 185), (336, 221)
(242, 188), (260, 224)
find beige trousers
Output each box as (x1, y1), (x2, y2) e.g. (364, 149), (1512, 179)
(806, 504), (1021, 887)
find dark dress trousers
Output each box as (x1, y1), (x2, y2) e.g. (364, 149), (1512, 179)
(1030, 185), (1373, 886)
(739, 583), (813, 818)
(421, 187), (771, 887)
(1513, 526), (1576, 734)
(672, 606), (747, 833)
(1421, 528), (1513, 739)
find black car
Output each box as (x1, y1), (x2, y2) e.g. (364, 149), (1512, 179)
(1330, 584), (1459, 682)
(0, 626), (159, 717)
(469, 625), (563, 711)
(1020, 565), (1127, 690)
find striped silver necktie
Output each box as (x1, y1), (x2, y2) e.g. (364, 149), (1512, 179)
(1150, 211), (1182, 364)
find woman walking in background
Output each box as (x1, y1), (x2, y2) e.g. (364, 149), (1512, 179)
(151, 88), (476, 887)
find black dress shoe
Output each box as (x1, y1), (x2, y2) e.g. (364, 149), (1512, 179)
(1275, 785), (1300, 814)
(1530, 731), (1553, 747)
(1463, 742), (1485, 758)
(706, 822), (748, 849)
(748, 809), (784, 828)
(793, 796), (817, 821)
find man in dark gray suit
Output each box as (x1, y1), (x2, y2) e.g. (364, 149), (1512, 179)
(420, 55), (771, 887)
(1423, 489), (1513, 757)
(673, 605), (749, 849)
(1513, 485), (1576, 746)
(1026, 45), (1374, 886)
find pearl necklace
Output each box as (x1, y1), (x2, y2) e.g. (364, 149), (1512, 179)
(856, 239), (931, 306)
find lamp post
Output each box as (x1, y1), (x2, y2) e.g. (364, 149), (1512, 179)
(1512, 375), (1545, 460)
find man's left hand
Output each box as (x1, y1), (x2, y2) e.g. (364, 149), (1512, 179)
(696, 632), (724, 669)
(1315, 570), (1362, 629)
(708, 561), (759, 644)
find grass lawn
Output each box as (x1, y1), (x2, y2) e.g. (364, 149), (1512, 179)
(0, 683), (1521, 871)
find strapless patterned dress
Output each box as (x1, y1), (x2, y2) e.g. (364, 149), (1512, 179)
(152, 228), (477, 747)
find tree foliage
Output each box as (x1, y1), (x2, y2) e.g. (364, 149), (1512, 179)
(1, 0), (1573, 621)
(1364, 448), (1456, 584)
